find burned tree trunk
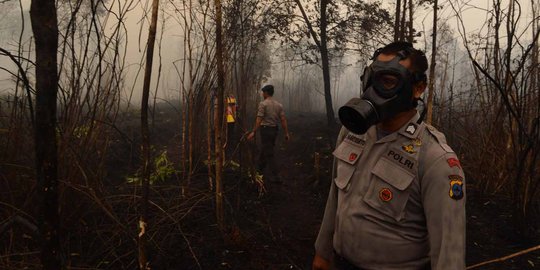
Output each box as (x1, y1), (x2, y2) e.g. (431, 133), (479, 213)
(320, 0), (336, 127)
(207, 89), (214, 191)
(426, 0), (438, 124)
(139, 0), (160, 268)
(30, 0), (61, 269)
(400, 0), (407, 41)
(293, 0), (336, 127)
(214, 0), (225, 229)
(394, 0), (402, 41)
(408, 0), (414, 43)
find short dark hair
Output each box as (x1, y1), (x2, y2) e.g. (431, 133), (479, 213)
(261, 84), (274, 96)
(377, 41), (428, 79)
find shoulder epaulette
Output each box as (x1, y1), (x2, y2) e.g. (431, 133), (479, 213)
(425, 125), (454, 153)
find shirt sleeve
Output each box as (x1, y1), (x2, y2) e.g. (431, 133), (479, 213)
(256, 102), (265, 118)
(421, 153), (466, 270)
(279, 104), (285, 118)
(314, 160), (338, 260)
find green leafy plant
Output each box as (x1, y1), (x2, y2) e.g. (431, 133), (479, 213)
(127, 150), (177, 185)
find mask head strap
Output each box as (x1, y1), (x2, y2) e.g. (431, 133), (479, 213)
(416, 97), (427, 124)
(370, 48), (383, 60)
(370, 46), (427, 84)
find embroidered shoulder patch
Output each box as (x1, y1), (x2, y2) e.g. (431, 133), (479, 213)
(447, 158), (461, 169)
(449, 175), (464, 200)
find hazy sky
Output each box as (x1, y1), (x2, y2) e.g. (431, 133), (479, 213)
(0, 0), (537, 108)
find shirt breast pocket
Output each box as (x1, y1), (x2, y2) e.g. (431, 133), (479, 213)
(363, 157), (415, 221)
(332, 141), (364, 192)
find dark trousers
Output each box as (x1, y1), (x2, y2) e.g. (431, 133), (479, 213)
(258, 126), (278, 177)
(333, 252), (431, 270)
(225, 123), (236, 159)
(333, 253), (362, 270)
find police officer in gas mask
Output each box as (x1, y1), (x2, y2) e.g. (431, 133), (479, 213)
(339, 43), (428, 135)
(313, 42), (466, 270)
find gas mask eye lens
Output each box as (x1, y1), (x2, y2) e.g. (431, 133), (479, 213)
(379, 74), (399, 90)
(381, 75), (399, 90)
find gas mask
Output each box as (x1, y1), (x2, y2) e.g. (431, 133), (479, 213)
(338, 49), (426, 134)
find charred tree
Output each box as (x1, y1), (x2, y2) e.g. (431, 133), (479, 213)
(426, 0), (437, 124)
(30, 0), (61, 269)
(214, 0), (225, 229)
(394, 0), (402, 41)
(293, 0), (336, 127)
(408, 0), (414, 42)
(319, 0), (335, 127)
(139, 0), (160, 268)
(400, 0), (407, 41)
(449, 0), (540, 230)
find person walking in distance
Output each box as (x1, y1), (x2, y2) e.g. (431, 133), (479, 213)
(247, 85), (290, 183)
(312, 42), (466, 270)
(224, 93), (238, 159)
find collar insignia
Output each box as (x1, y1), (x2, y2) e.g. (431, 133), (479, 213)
(402, 144), (416, 154)
(405, 123), (416, 135)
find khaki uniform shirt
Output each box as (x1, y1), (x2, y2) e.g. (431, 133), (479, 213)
(315, 113), (466, 270)
(257, 97), (285, 127)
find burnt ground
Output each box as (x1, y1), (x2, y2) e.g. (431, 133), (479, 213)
(149, 113), (336, 270)
(4, 109), (538, 269)
(145, 113), (540, 270)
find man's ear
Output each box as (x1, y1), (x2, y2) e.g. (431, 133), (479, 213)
(413, 81), (427, 99)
